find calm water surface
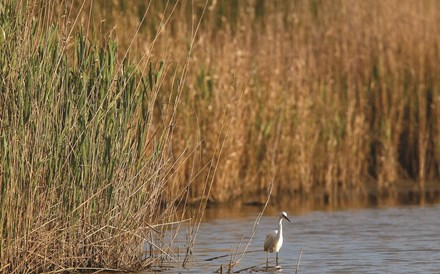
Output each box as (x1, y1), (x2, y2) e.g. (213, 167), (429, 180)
(145, 204), (440, 273)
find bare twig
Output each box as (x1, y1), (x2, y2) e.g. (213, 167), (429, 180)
(295, 249), (303, 274)
(204, 249), (261, 262)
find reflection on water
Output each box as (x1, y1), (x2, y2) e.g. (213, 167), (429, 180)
(142, 204), (440, 273)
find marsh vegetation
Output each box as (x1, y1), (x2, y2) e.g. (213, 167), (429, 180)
(1, 0), (440, 272)
(75, 0), (440, 202)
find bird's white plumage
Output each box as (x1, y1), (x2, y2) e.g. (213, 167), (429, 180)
(264, 229), (283, 252)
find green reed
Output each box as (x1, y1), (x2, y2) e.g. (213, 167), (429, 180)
(0, 1), (196, 272)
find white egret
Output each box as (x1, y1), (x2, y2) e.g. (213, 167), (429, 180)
(263, 211), (291, 267)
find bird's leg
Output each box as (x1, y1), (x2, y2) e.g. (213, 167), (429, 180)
(266, 252), (269, 267)
(276, 252), (279, 266)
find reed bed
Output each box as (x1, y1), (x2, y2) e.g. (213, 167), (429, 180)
(2, 0), (440, 272)
(78, 0), (440, 202)
(0, 1), (207, 272)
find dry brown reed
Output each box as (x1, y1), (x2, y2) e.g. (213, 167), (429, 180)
(78, 0), (440, 203)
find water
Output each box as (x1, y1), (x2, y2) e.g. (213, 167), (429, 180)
(145, 205), (440, 273)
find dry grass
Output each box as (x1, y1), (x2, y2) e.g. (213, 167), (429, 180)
(80, 0), (440, 202)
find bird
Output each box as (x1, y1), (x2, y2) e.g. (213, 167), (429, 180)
(264, 211), (291, 267)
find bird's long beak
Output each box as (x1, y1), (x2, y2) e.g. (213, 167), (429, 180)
(283, 215), (292, 223)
